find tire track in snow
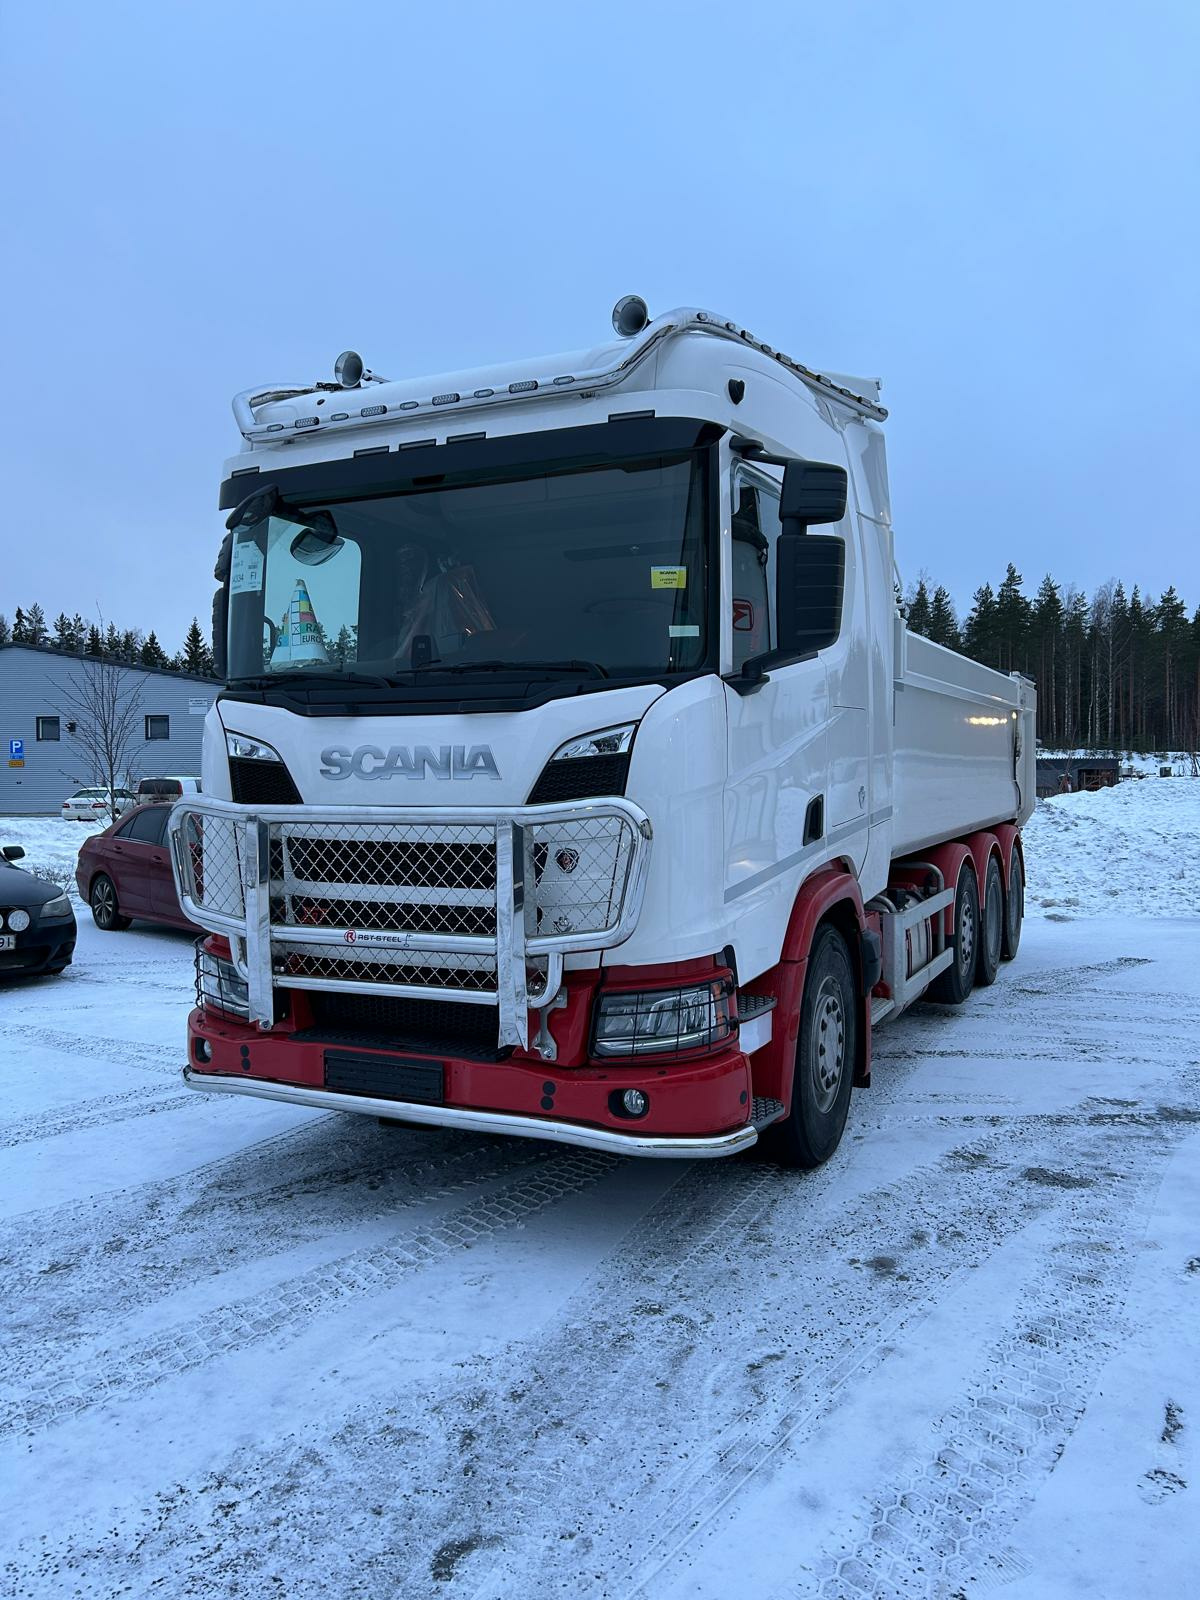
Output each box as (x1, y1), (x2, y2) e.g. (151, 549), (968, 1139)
(0, 1084), (198, 1149)
(0, 1148), (617, 1439)
(2, 1023), (181, 1078)
(0, 1126), (552, 1384)
(780, 1142), (1177, 1599)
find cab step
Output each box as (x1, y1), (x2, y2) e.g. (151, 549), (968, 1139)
(736, 991), (777, 1056)
(750, 1095), (786, 1131)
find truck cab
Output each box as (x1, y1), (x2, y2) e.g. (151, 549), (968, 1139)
(173, 300), (1034, 1165)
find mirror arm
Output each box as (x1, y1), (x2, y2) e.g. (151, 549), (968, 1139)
(724, 647), (818, 697)
(729, 435), (802, 468)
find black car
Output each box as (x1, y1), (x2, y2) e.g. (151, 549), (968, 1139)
(0, 845), (77, 978)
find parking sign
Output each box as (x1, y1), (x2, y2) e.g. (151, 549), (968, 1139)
(8, 739), (23, 759)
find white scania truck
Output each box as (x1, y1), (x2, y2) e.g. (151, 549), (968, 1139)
(171, 298), (1035, 1167)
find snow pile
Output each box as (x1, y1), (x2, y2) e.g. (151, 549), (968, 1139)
(0, 816), (102, 896)
(1022, 776), (1200, 919)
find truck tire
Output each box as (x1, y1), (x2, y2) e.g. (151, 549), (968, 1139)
(975, 854), (1003, 988)
(764, 924), (856, 1169)
(925, 862), (978, 1006)
(90, 874), (131, 932)
(1002, 846), (1024, 961)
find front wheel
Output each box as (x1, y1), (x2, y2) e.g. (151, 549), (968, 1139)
(763, 925), (857, 1169)
(926, 861), (979, 1005)
(90, 874), (130, 932)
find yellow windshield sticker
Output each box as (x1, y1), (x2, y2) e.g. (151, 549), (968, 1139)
(651, 566), (687, 589)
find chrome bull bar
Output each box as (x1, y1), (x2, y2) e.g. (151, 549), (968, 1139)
(167, 796), (652, 1050)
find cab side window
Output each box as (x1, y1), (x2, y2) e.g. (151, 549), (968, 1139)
(730, 474), (778, 669)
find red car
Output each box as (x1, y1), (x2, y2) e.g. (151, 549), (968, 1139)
(76, 803), (200, 933)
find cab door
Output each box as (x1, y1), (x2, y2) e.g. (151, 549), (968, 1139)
(724, 467), (830, 975)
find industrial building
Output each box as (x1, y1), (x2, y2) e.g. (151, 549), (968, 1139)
(0, 644), (215, 814)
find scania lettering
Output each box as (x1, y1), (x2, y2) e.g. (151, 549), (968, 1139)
(172, 297), (1035, 1167)
(319, 744), (502, 781)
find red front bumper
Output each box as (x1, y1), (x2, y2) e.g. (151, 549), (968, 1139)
(184, 1004), (759, 1157)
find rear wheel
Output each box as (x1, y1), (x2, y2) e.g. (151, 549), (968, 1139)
(926, 862), (979, 1005)
(90, 874), (130, 932)
(1002, 847), (1024, 961)
(975, 854), (1003, 987)
(764, 925), (857, 1169)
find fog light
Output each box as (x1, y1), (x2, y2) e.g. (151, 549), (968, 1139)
(622, 1089), (649, 1118)
(194, 1038), (212, 1064)
(555, 847), (579, 873)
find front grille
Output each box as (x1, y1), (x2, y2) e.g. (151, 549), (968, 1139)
(527, 752), (630, 804)
(278, 943), (499, 992)
(300, 990), (509, 1060)
(230, 757), (302, 805)
(289, 895), (494, 937)
(285, 835), (494, 889)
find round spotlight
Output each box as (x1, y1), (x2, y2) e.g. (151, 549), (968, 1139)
(622, 1088), (649, 1118)
(193, 1037), (212, 1064)
(554, 847), (579, 874)
(8, 908), (31, 932)
(334, 350), (365, 387)
(612, 295), (650, 338)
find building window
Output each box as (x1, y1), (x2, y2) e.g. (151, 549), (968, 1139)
(145, 714), (170, 741)
(36, 716), (60, 741)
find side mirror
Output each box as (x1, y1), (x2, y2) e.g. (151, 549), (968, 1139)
(780, 459), (848, 527)
(777, 534), (846, 655)
(212, 530), (231, 681)
(3, 845), (26, 861)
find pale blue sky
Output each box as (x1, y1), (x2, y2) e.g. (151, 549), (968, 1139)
(2, 0), (1196, 651)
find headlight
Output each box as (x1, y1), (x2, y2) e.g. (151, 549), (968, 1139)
(196, 946), (250, 1019)
(593, 979), (734, 1057)
(549, 724), (636, 762)
(226, 730), (284, 762)
(38, 895), (74, 922)
(6, 908), (32, 932)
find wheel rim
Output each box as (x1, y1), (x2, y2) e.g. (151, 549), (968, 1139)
(93, 880), (114, 924)
(959, 889), (975, 975)
(808, 977), (846, 1115)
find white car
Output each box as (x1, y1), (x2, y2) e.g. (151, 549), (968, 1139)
(61, 787), (138, 822)
(134, 776), (202, 804)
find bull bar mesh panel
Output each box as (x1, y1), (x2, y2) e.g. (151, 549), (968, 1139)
(168, 795), (651, 1050)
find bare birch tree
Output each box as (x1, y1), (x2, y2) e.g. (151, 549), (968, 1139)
(58, 655), (145, 818)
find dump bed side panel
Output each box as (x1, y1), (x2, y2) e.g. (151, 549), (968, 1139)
(892, 631), (1023, 858)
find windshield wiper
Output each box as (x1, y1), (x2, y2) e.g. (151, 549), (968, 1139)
(230, 670), (399, 690)
(412, 658), (610, 680)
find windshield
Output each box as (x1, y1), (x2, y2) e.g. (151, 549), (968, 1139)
(225, 453), (710, 683)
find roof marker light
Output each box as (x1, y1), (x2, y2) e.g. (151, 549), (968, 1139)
(361, 404), (387, 417)
(330, 411), (349, 421)
(432, 392), (460, 405)
(399, 400), (419, 411)
(508, 379), (538, 393)
(553, 375), (575, 386)
(294, 417), (320, 429)
(612, 295), (649, 337)
(474, 387), (495, 398)
(267, 423), (285, 432)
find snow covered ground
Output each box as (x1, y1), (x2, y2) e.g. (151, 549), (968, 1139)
(1, 791), (1197, 1599)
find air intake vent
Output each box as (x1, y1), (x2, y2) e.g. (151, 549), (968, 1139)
(229, 757), (302, 805)
(527, 752), (630, 805)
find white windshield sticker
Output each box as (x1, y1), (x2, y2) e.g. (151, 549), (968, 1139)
(668, 624), (700, 637)
(230, 543), (264, 595)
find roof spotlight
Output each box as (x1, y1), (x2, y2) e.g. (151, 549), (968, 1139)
(612, 295), (650, 338)
(334, 350), (365, 387)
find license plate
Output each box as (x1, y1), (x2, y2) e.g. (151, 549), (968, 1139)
(0, 936), (15, 951)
